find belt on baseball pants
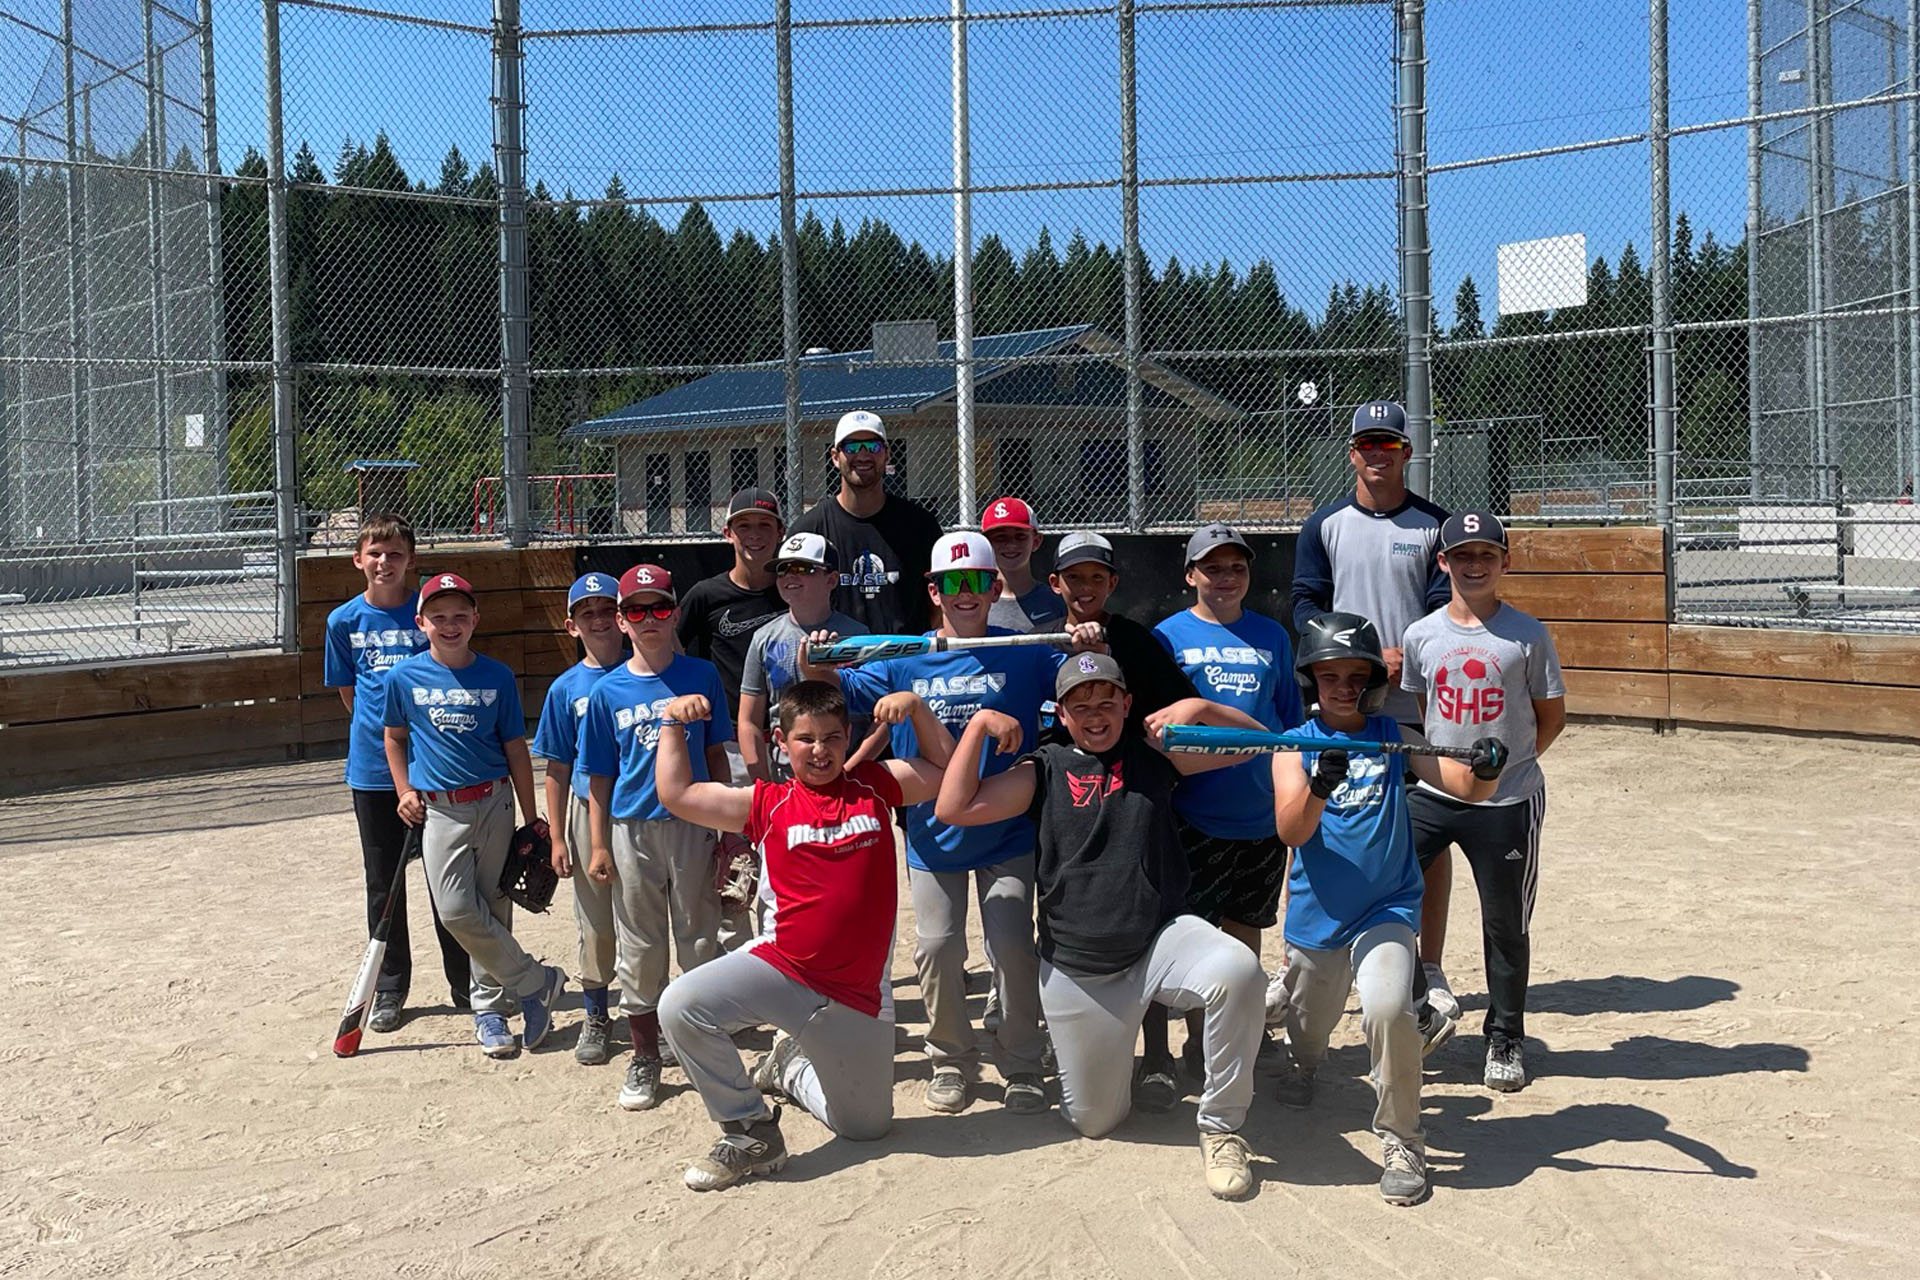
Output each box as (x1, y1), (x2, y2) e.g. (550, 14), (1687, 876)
(421, 778), (506, 804)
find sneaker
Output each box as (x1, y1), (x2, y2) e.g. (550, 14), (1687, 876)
(751, 1032), (801, 1099)
(1132, 1057), (1179, 1114)
(520, 965), (567, 1051)
(1264, 969), (1289, 1027)
(1003, 1072), (1048, 1115)
(619, 1055), (664, 1111)
(683, 1109), (788, 1192)
(1199, 1131), (1255, 1200)
(1273, 1061), (1316, 1109)
(1484, 1038), (1527, 1092)
(1419, 1006), (1457, 1059)
(1379, 1135), (1428, 1205)
(474, 1011), (517, 1058)
(575, 1009), (614, 1066)
(923, 1066), (970, 1114)
(1423, 963), (1460, 1020)
(369, 991), (404, 1033)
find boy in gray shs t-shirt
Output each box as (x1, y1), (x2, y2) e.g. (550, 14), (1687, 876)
(1397, 510), (1567, 1098)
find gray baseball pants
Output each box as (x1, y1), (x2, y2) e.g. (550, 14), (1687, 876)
(419, 785), (545, 1014)
(659, 946), (893, 1140)
(563, 793), (616, 990)
(610, 815), (723, 1014)
(1280, 920), (1424, 1149)
(910, 855), (1044, 1079)
(1040, 914), (1265, 1137)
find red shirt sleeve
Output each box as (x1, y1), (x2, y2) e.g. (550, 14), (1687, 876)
(853, 760), (904, 809)
(744, 778), (776, 845)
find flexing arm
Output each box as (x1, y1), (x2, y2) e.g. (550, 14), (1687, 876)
(932, 710), (1035, 826)
(875, 692), (956, 805)
(656, 695), (754, 834)
(1141, 696), (1262, 775)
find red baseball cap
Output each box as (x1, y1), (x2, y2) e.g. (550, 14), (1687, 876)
(980, 496), (1036, 532)
(617, 563), (676, 604)
(417, 572), (476, 610)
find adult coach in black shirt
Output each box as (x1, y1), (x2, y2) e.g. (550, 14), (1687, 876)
(792, 410), (945, 635)
(676, 487), (788, 715)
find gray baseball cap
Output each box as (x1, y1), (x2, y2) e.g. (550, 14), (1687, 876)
(1055, 650), (1128, 700)
(1184, 522), (1253, 566)
(1052, 531), (1116, 571)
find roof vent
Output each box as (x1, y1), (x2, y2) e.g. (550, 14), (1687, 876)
(870, 319), (938, 365)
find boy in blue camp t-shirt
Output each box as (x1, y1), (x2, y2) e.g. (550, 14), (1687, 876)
(804, 531), (1104, 1119)
(322, 513), (469, 1033)
(529, 572), (628, 1067)
(383, 572), (566, 1061)
(1271, 611), (1504, 1209)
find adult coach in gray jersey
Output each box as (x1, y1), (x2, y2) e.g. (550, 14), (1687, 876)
(1291, 401), (1453, 1017)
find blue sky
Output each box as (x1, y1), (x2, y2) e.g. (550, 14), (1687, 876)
(2, 0), (1838, 327)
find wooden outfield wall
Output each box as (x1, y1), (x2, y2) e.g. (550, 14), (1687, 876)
(3, 528), (1917, 795)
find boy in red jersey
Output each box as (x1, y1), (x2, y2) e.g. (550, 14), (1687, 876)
(655, 680), (953, 1191)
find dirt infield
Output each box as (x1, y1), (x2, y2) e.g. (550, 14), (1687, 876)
(4, 724), (1915, 1278)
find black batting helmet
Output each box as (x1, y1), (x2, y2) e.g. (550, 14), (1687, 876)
(1294, 611), (1391, 715)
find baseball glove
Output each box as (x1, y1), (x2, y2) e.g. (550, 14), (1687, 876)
(500, 820), (559, 913)
(715, 831), (759, 909)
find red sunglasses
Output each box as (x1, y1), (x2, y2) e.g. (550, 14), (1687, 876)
(621, 602), (675, 621)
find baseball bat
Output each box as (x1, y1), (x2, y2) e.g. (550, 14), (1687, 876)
(1160, 723), (1479, 762)
(806, 631), (1074, 667)
(333, 823), (422, 1058)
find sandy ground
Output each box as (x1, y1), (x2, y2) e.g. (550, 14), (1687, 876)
(3, 722), (1917, 1279)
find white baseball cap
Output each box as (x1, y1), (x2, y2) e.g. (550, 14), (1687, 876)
(833, 409), (888, 447)
(926, 531), (997, 576)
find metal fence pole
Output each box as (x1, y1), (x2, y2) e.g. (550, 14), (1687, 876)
(1747, 0), (1764, 500)
(1908, 0), (1919, 497)
(494, 0), (531, 547)
(776, 0), (802, 513)
(62, 0), (92, 540)
(1396, 0), (1434, 497)
(145, 0), (172, 532)
(1118, 0), (1145, 531)
(953, 0), (976, 523)
(261, 0), (299, 651)
(1806, 0), (1833, 498)
(1650, 0), (1676, 529)
(199, 0), (230, 507)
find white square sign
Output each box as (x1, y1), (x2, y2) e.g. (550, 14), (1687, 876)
(1497, 233), (1588, 316)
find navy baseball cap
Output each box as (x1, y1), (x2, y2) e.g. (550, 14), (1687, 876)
(1184, 522), (1254, 566)
(567, 571), (619, 613)
(1438, 509), (1508, 553)
(1350, 400), (1411, 443)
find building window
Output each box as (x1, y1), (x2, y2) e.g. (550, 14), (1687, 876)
(685, 449), (711, 532)
(1080, 438), (1166, 497)
(730, 447), (758, 497)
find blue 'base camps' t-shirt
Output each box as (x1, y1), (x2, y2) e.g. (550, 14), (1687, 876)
(381, 652), (525, 793)
(579, 656), (735, 822)
(530, 659), (620, 802)
(1154, 608), (1303, 840)
(1285, 714), (1424, 952)
(840, 629), (1061, 873)
(324, 595), (427, 790)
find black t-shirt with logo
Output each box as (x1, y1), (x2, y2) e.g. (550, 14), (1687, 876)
(791, 493), (945, 636)
(676, 573), (785, 710)
(1024, 736), (1188, 976)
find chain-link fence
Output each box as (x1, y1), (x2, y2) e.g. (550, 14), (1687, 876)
(7, 0), (1920, 669)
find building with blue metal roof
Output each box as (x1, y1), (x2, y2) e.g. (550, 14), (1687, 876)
(566, 322), (1245, 534)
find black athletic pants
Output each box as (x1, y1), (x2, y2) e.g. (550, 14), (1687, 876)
(1408, 786), (1545, 1045)
(352, 788), (472, 1004)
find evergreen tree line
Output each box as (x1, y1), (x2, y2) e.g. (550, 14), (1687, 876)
(3, 134), (1755, 522)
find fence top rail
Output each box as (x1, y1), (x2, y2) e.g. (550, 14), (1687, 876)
(282, 0), (491, 36)
(133, 491), (275, 510)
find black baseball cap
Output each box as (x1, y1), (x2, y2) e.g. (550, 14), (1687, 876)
(1184, 522), (1254, 566)
(1052, 532), (1116, 571)
(1438, 509), (1508, 552)
(1350, 400), (1411, 443)
(726, 487), (783, 526)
